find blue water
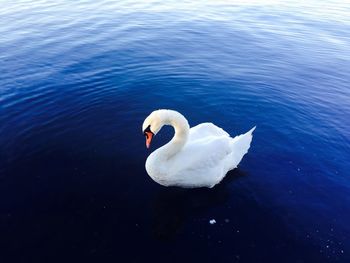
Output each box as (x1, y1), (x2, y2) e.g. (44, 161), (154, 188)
(1, 0), (350, 262)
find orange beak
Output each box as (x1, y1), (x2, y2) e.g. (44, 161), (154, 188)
(145, 131), (154, 149)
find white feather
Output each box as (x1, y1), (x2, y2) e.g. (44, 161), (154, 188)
(143, 110), (255, 188)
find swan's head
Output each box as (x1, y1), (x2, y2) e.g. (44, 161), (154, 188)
(142, 110), (164, 148)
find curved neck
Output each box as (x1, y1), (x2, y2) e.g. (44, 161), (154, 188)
(156, 110), (190, 159)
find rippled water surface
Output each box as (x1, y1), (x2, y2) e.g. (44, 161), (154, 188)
(1, 0), (350, 262)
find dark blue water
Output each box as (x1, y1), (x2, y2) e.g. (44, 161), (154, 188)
(1, 1), (350, 262)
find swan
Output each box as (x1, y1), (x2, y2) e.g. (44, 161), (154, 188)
(142, 109), (256, 188)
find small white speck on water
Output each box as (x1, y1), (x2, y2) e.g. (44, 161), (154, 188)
(209, 219), (216, 225)
(326, 245), (329, 249)
(297, 168), (301, 171)
(237, 230), (240, 233)
(341, 250), (344, 254)
(331, 228), (334, 232)
(224, 219), (230, 223)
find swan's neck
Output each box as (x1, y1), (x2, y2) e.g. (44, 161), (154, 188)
(156, 111), (190, 160)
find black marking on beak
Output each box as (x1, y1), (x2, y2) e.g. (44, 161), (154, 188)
(143, 125), (154, 137)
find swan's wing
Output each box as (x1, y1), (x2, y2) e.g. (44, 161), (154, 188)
(168, 126), (256, 188)
(189, 123), (229, 141)
(166, 136), (232, 187)
(185, 125), (255, 172)
(172, 136), (232, 175)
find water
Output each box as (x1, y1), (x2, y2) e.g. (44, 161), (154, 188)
(1, 0), (350, 262)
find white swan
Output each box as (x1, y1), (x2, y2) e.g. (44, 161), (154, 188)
(142, 109), (256, 188)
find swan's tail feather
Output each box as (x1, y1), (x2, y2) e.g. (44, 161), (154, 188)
(248, 126), (256, 134)
(228, 126), (256, 169)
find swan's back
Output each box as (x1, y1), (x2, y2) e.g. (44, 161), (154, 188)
(189, 123), (229, 141)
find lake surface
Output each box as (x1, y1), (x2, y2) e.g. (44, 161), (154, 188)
(1, 0), (350, 262)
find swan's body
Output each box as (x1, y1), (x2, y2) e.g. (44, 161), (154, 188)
(142, 110), (255, 188)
